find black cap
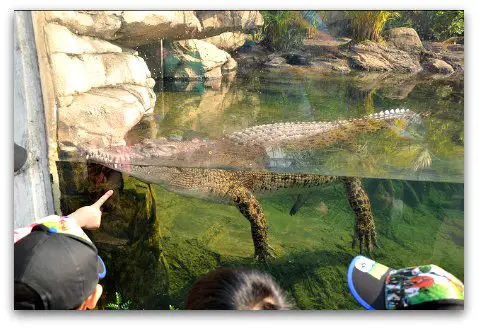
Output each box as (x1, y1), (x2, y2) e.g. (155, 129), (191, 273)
(14, 224), (106, 310)
(347, 256), (464, 310)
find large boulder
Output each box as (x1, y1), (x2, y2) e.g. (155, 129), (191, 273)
(113, 11), (203, 47)
(57, 87), (155, 149)
(195, 11), (264, 36)
(386, 27), (423, 53)
(346, 41), (422, 73)
(202, 32), (248, 52)
(45, 10), (263, 47)
(44, 11), (122, 40)
(163, 39), (235, 80)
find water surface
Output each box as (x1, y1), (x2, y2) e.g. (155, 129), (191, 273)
(126, 69), (463, 183)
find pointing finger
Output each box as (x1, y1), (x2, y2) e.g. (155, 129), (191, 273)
(93, 190), (114, 208)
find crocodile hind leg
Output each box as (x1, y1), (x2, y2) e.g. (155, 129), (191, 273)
(341, 177), (378, 254)
(228, 185), (274, 262)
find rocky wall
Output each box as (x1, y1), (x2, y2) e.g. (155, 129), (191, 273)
(33, 10), (263, 152)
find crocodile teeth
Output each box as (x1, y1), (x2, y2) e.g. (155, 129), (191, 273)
(406, 109), (410, 112)
(369, 114), (373, 117)
(114, 163), (117, 169)
(385, 110), (390, 115)
(379, 111), (384, 117)
(390, 109), (395, 114)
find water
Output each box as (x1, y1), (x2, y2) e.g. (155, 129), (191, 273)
(67, 69), (463, 310)
(154, 177), (464, 310)
(91, 174), (463, 310)
(126, 69), (464, 183)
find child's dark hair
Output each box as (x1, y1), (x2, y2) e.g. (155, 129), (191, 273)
(185, 268), (289, 310)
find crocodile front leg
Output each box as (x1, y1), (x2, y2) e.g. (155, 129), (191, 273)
(228, 185), (274, 262)
(341, 177), (378, 254)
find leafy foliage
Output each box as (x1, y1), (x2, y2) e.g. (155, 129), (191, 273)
(105, 292), (132, 310)
(385, 11), (464, 41)
(259, 11), (311, 51)
(344, 11), (399, 42)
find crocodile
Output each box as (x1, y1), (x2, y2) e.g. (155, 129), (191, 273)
(83, 108), (421, 170)
(83, 108), (421, 261)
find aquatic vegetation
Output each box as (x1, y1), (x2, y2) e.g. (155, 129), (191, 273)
(105, 292), (132, 310)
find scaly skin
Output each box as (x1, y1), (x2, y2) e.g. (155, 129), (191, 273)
(341, 176), (378, 255)
(88, 164), (377, 262)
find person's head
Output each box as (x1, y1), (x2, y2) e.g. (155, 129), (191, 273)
(185, 268), (289, 310)
(14, 224), (106, 310)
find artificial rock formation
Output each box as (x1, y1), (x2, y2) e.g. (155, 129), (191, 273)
(44, 11), (263, 47)
(162, 39), (237, 80)
(34, 10), (263, 151)
(202, 31), (248, 52)
(39, 13), (156, 150)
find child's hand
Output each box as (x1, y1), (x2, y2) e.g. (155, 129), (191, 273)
(67, 190), (114, 230)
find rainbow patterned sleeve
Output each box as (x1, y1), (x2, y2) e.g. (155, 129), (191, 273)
(14, 215), (93, 244)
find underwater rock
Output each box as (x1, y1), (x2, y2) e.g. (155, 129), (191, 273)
(309, 59), (351, 73)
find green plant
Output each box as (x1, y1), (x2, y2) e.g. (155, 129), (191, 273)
(385, 10), (464, 41)
(345, 11), (399, 42)
(260, 11), (311, 51)
(105, 292), (132, 310)
(169, 304), (179, 310)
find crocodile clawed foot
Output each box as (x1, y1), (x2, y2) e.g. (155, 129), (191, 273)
(353, 217), (378, 256)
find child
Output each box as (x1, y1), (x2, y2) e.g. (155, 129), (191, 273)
(347, 255), (464, 310)
(14, 190), (113, 310)
(186, 267), (289, 310)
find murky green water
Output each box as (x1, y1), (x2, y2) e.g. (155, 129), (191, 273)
(90, 69), (463, 310)
(154, 178), (464, 310)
